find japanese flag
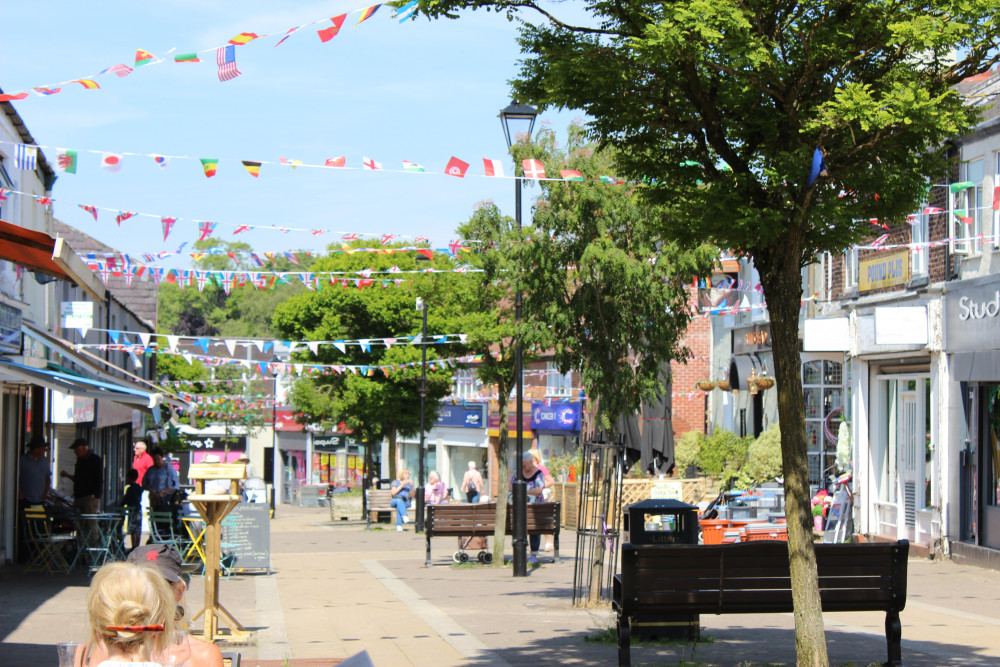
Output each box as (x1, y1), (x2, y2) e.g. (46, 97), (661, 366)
(445, 156), (469, 178)
(483, 158), (504, 177)
(101, 152), (124, 173)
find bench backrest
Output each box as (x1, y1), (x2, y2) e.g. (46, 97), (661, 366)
(618, 540), (908, 616)
(425, 502), (560, 535)
(366, 488), (395, 509)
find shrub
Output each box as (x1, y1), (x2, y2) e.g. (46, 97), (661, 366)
(674, 431), (704, 475)
(699, 428), (752, 489)
(736, 424), (783, 490)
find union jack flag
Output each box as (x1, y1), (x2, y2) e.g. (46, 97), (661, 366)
(342, 233), (359, 241)
(101, 63), (134, 78)
(871, 233), (890, 248)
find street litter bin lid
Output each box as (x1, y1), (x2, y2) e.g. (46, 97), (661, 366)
(626, 498), (698, 511)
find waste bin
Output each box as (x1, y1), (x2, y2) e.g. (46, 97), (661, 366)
(622, 499), (700, 640)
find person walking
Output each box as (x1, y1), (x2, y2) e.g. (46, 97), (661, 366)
(143, 447), (179, 511)
(460, 461), (484, 503)
(61, 437), (103, 514)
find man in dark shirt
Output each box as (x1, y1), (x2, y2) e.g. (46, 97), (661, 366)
(60, 437), (102, 514)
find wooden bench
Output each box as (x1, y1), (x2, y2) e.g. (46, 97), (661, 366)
(365, 488), (397, 529)
(612, 540), (908, 667)
(424, 502), (560, 566)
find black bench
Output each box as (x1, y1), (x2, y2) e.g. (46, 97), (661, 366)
(612, 540), (909, 667)
(424, 502), (561, 566)
(365, 488), (397, 529)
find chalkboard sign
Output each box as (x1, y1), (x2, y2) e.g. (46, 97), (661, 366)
(221, 502), (270, 571)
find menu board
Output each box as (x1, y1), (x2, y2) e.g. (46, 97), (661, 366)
(221, 503), (270, 571)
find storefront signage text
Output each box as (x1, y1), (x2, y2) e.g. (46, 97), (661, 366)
(859, 250), (909, 292)
(744, 330), (769, 346)
(958, 291), (1000, 321)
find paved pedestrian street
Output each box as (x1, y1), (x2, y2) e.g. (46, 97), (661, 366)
(4, 504), (1000, 667)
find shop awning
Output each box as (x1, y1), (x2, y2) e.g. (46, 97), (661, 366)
(0, 359), (159, 407)
(728, 354), (766, 391)
(20, 323), (186, 410)
(0, 219), (106, 302)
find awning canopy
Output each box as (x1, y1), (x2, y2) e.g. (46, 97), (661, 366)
(0, 359), (157, 407)
(0, 219), (106, 301)
(20, 323), (186, 410)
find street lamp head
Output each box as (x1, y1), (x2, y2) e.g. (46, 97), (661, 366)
(415, 296), (424, 312)
(269, 354), (281, 377)
(499, 102), (538, 149)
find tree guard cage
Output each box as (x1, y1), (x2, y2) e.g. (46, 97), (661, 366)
(572, 433), (626, 605)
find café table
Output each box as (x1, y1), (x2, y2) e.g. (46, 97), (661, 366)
(74, 511), (126, 574)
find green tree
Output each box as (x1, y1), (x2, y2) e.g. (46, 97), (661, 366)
(417, 2), (999, 661)
(271, 241), (460, 485)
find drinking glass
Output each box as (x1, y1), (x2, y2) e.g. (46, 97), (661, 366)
(56, 642), (81, 667)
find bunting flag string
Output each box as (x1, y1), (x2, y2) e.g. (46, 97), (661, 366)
(0, 2), (424, 103)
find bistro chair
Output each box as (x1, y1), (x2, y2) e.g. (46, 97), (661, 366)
(22, 506), (75, 575)
(148, 509), (192, 557)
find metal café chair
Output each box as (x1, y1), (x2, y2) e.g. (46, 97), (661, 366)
(76, 512), (126, 574)
(22, 506), (76, 574)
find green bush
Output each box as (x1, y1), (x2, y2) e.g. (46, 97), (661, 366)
(674, 431), (703, 475)
(699, 428), (752, 489)
(736, 424), (783, 490)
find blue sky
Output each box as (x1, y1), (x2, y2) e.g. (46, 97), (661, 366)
(1, 1), (586, 267)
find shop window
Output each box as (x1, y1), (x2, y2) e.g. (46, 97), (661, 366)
(910, 205), (930, 277)
(451, 368), (480, 401)
(986, 384), (1000, 509)
(545, 362), (573, 397)
(803, 359), (844, 486)
(952, 158), (984, 255)
(844, 246), (859, 290)
(924, 378), (933, 509)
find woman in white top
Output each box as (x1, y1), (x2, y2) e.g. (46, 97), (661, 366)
(83, 562), (179, 666)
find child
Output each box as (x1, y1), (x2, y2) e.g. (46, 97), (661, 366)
(121, 468), (144, 551)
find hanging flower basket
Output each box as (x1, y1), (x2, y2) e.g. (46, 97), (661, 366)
(753, 376), (775, 390)
(715, 380), (730, 391)
(696, 380), (716, 391)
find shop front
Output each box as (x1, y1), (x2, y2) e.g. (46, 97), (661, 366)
(724, 324), (776, 440)
(399, 403), (488, 497)
(311, 434), (368, 489)
(531, 400), (582, 480)
(945, 275), (1000, 559)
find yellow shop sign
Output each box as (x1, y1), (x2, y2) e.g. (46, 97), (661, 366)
(859, 250), (909, 292)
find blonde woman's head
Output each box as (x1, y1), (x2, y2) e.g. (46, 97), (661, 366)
(87, 562), (176, 660)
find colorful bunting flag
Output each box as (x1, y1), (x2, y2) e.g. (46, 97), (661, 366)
(200, 158), (219, 178)
(363, 157), (382, 170)
(522, 159), (546, 180)
(483, 158), (505, 177)
(279, 157), (303, 168)
(174, 53), (200, 63)
(241, 160), (261, 178)
(325, 156), (346, 167)
(233, 225), (252, 234)
(153, 155), (170, 170)
(317, 15), (347, 42)
(0, 92), (29, 101)
(228, 32), (260, 45)
(79, 204), (98, 221)
(198, 221), (217, 240)
(355, 5), (380, 25)
(445, 156), (470, 178)
(381, 234), (397, 244)
(115, 211), (135, 225)
(14, 145), (37, 170)
(101, 63), (134, 78)
(274, 26), (301, 47)
(56, 149), (78, 174)
(402, 160), (425, 172)
(101, 153), (123, 172)
(216, 45), (242, 82)
(135, 50), (157, 66)
(70, 79), (100, 89)
(161, 217), (176, 240)
(560, 169), (584, 180)
(32, 87), (61, 96)
(397, 0), (419, 22)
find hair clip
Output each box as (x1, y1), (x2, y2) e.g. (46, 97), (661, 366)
(105, 624), (165, 632)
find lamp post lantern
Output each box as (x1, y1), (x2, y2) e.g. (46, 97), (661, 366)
(414, 296), (429, 533)
(499, 102), (537, 577)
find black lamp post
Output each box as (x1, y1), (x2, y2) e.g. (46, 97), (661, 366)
(414, 296), (429, 533)
(269, 355), (281, 516)
(499, 102), (537, 577)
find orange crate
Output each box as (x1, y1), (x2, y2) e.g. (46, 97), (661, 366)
(744, 525), (787, 542)
(699, 519), (729, 544)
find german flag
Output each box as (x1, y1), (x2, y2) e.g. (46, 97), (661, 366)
(200, 158), (219, 178)
(135, 49), (156, 66)
(242, 161), (261, 178)
(355, 4), (380, 25)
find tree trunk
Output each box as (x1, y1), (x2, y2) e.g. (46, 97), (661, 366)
(758, 252), (829, 667)
(492, 393), (510, 566)
(388, 429), (398, 481)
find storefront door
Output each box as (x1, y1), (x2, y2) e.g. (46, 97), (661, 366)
(979, 385), (1000, 549)
(896, 382), (923, 540)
